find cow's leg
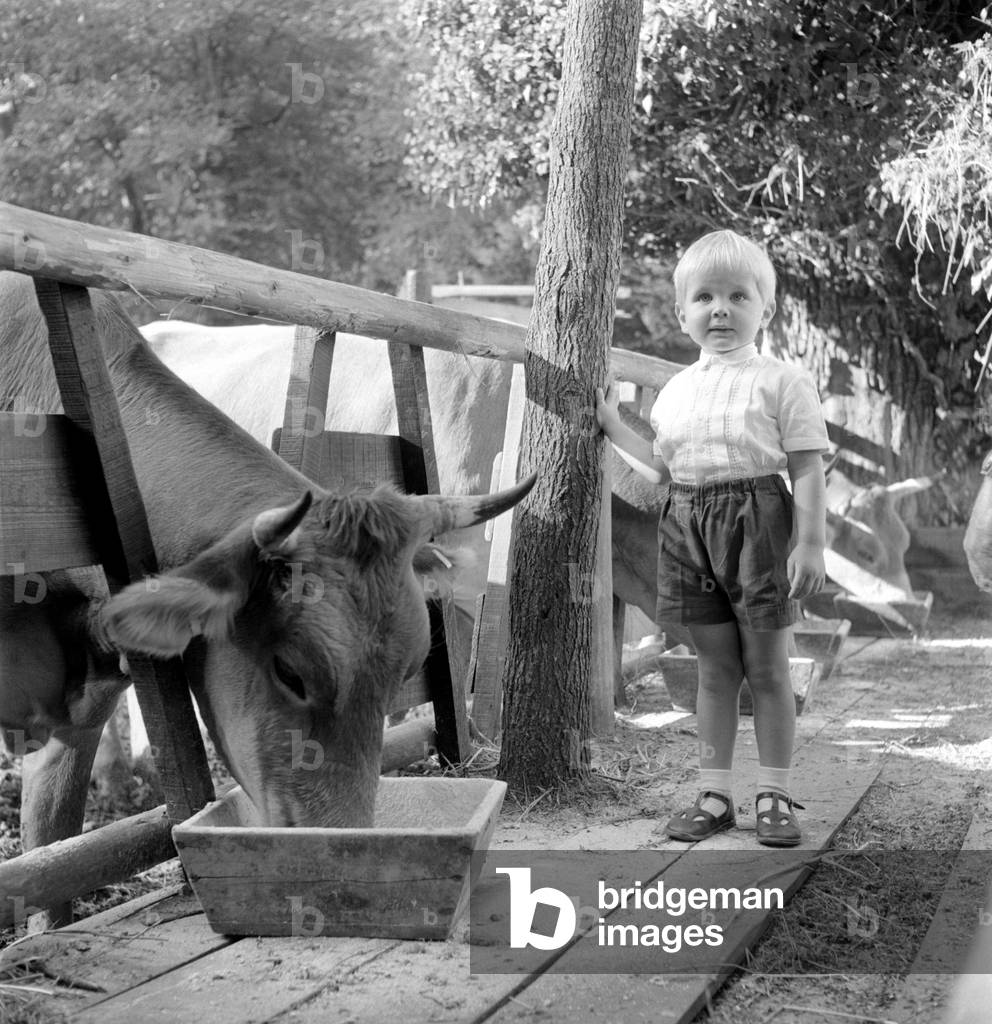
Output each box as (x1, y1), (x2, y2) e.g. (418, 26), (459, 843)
(20, 723), (104, 929)
(91, 699), (133, 803)
(123, 684), (162, 798)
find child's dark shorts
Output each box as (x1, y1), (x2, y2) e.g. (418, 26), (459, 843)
(656, 474), (800, 631)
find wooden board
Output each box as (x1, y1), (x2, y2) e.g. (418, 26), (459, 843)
(73, 934), (398, 1024)
(884, 790), (992, 1022)
(590, 453), (614, 736)
(0, 886), (230, 1017)
(34, 279), (213, 824)
(484, 739), (879, 1024)
(275, 325), (335, 482)
(470, 362), (526, 740)
(833, 589), (934, 638)
(0, 412), (105, 573)
(319, 431), (405, 491)
(389, 268), (470, 766)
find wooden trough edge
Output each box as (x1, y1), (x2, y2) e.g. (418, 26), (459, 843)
(0, 717), (440, 926)
(0, 201), (679, 390)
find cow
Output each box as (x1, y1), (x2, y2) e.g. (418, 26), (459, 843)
(0, 272), (534, 872)
(964, 449), (992, 593)
(140, 317), (933, 615)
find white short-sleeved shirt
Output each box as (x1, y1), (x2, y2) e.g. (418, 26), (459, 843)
(649, 343), (829, 485)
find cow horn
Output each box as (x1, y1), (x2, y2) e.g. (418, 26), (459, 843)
(252, 491), (313, 554)
(426, 473), (537, 533)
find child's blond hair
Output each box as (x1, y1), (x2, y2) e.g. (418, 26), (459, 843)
(673, 230), (777, 306)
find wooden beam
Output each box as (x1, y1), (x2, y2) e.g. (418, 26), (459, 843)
(33, 279), (214, 823)
(0, 201), (678, 388)
(433, 283), (633, 300)
(0, 806), (175, 928)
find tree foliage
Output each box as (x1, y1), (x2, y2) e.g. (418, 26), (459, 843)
(882, 32), (992, 340)
(401, 0), (992, 507)
(402, 1), (982, 279)
(0, 0), (536, 290)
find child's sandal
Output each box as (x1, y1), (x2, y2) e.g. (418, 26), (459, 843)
(665, 790), (735, 842)
(755, 791), (804, 847)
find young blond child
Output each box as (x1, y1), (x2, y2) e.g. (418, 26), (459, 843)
(596, 230), (829, 846)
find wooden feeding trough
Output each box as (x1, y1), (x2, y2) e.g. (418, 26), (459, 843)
(658, 645), (819, 715)
(832, 590), (933, 638)
(172, 778), (506, 940)
(803, 585), (933, 638)
(792, 618), (851, 681)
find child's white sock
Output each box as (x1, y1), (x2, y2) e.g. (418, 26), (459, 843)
(756, 766), (791, 814)
(699, 768), (733, 815)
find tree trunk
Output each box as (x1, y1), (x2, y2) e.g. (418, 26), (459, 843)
(497, 0), (643, 795)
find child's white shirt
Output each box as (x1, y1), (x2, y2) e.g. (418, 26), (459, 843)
(649, 343), (829, 485)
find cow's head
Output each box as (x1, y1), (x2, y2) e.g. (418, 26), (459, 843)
(99, 475), (535, 828)
(825, 474), (937, 595)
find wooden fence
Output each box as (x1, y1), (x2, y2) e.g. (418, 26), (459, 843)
(0, 201), (681, 927)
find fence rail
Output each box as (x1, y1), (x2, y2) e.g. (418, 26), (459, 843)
(0, 203), (678, 389)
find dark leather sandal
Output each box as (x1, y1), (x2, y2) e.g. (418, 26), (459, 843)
(755, 791), (804, 847)
(665, 790), (735, 842)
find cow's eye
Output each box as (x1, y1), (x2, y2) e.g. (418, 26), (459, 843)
(273, 656), (307, 703)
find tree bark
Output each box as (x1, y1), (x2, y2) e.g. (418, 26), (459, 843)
(498, 0), (643, 794)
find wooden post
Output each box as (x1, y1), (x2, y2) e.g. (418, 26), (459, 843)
(33, 279), (214, 823)
(612, 595), (628, 706)
(276, 325), (335, 479)
(470, 363), (526, 740)
(590, 452), (615, 735)
(388, 268), (470, 766)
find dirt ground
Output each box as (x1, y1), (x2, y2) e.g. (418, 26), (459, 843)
(488, 561), (992, 1023)
(1, 560), (991, 1023)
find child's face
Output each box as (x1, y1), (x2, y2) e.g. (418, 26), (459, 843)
(674, 267), (775, 355)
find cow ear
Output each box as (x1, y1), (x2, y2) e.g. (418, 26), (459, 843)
(100, 575), (241, 658)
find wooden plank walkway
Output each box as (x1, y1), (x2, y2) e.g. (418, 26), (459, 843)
(0, 645), (886, 1024)
(885, 789), (992, 1024)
